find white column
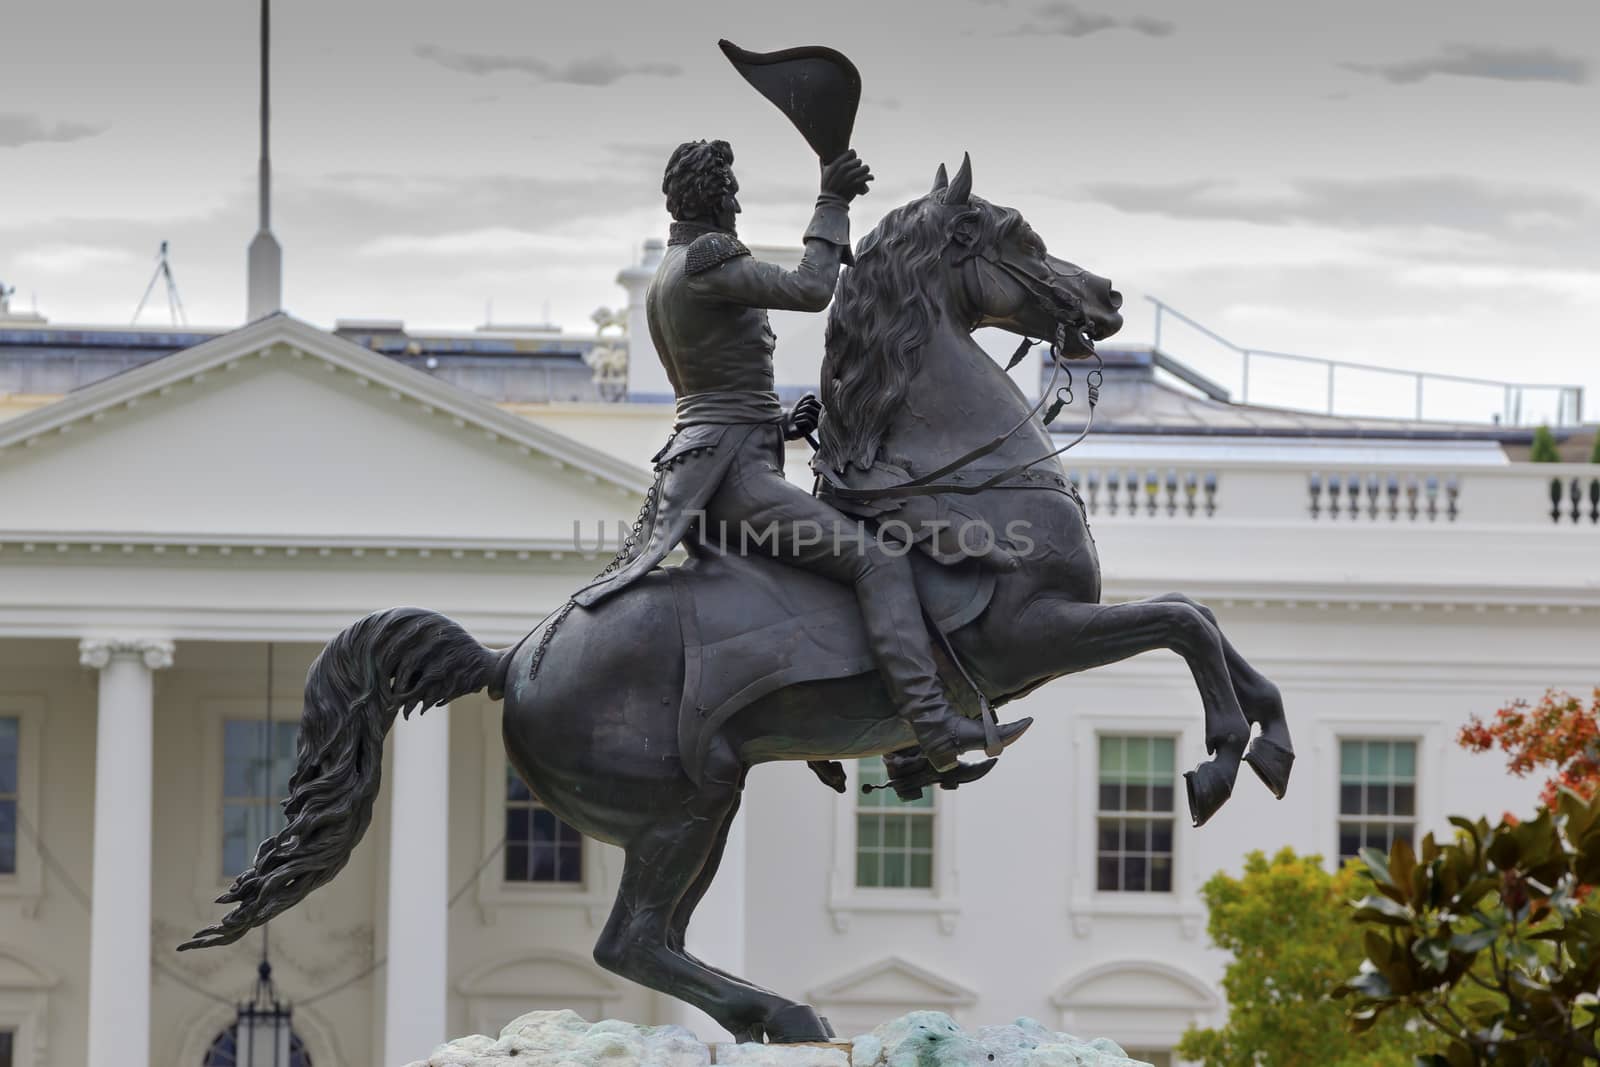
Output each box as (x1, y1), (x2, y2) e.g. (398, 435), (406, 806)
(618, 239), (670, 400)
(80, 638), (173, 1067)
(671, 815), (747, 1042)
(384, 702), (451, 1065)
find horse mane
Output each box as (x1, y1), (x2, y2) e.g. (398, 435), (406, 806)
(818, 190), (1021, 473)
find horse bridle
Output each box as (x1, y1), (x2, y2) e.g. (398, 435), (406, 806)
(816, 247), (1104, 502)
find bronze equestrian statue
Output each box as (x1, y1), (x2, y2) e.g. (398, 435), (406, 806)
(183, 42), (1294, 1047)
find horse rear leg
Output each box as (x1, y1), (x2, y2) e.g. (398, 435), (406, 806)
(1021, 596), (1250, 827)
(1146, 593), (1293, 798)
(592, 779), (827, 1044)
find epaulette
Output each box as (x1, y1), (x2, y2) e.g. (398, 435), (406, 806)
(685, 232), (751, 275)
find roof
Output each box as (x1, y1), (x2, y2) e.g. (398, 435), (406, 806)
(1047, 346), (1550, 443)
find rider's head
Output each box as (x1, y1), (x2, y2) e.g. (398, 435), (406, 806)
(664, 140), (740, 234)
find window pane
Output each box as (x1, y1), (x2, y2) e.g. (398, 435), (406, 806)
(1097, 819), (1120, 852)
(856, 851), (878, 888)
(222, 804), (251, 878)
(1151, 819), (1174, 854)
(884, 817), (906, 848)
(910, 817), (933, 850)
(1123, 855), (1148, 891)
(1150, 856), (1173, 893)
(1152, 738), (1175, 777)
(1367, 742), (1390, 778)
(1097, 854), (1119, 891)
(1340, 783), (1363, 816)
(507, 806), (529, 843)
(1125, 737), (1149, 777)
(1124, 818), (1148, 853)
(1340, 740), (1362, 779)
(883, 852), (906, 886)
(857, 814), (880, 848)
(1393, 784), (1416, 817)
(1125, 783), (1150, 813)
(909, 853), (933, 889)
(504, 840), (529, 882)
(1365, 783), (1390, 816)
(0, 799), (15, 875)
(1098, 782), (1122, 812)
(1150, 784), (1174, 814)
(0, 717), (18, 795)
(1393, 741), (1417, 779)
(223, 720), (266, 796)
(1099, 736), (1123, 775)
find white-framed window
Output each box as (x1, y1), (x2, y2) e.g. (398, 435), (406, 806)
(504, 762), (583, 885)
(855, 760), (935, 889)
(0, 717), (17, 877)
(474, 707), (611, 925)
(0, 695), (44, 913)
(1338, 738), (1417, 863)
(1096, 736), (1176, 894)
(220, 719), (300, 879)
(826, 759), (961, 933)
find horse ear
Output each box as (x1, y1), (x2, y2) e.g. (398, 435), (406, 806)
(946, 152), (973, 205)
(931, 162), (948, 193)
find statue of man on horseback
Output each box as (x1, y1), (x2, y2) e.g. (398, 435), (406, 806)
(570, 136), (1029, 776)
(183, 39), (1295, 1049)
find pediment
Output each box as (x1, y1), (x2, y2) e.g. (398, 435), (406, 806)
(810, 956), (977, 1007)
(456, 951), (619, 999)
(1052, 960), (1217, 1011)
(0, 315), (650, 547)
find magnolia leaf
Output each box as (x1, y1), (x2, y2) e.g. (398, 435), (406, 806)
(1353, 893), (1415, 927)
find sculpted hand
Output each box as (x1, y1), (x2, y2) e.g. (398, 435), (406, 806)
(820, 149), (873, 203)
(783, 393), (822, 441)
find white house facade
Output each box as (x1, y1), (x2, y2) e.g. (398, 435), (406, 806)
(0, 297), (1596, 1067)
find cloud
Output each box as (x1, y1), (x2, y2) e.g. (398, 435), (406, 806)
(1342, 45), (1590, 85)
(1009, 3), (1175, 38)
(0, 113), (106, 148)
(1079, 175), (1595, 240)
(413, 44), (682, 86)
(16, 243), (140, 273)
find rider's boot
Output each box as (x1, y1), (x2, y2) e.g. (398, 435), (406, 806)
(854, 562), (1029, 772)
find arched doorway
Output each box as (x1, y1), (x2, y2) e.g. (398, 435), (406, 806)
(201, 1023), (313, 1067)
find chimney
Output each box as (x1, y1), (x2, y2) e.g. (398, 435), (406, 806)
(247, 0), (283, 320)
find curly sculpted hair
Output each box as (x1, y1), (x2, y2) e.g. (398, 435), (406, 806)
(663, 140), (735, 222)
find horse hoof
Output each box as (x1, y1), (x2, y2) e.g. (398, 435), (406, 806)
(1184, 762), (1235, 828)
(764, 1002), (833, 1044)
(1244, 737), (1294, 799)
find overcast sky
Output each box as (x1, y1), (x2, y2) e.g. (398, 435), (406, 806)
(2, 0), (1597, 418)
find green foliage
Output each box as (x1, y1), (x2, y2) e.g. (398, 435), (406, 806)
(1589, 432), (1600, 465)
(1177, 849), (1429, 1067)
(1335, 790), (1600, 1066)
(1529, 425), (1560, 463)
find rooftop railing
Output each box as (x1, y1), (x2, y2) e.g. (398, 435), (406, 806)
(1147, 298), (1586, 428)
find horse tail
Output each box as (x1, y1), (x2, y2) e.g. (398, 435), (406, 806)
(178, 607), (510, 950)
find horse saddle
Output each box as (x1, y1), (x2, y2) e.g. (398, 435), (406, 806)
(669, 546), (996, 786)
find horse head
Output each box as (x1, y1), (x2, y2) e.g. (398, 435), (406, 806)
(929, 152), (1122, 357)
(821, 153), (1123, 472)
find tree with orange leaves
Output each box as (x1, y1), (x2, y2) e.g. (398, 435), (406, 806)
(1458, 688), (1600, 808)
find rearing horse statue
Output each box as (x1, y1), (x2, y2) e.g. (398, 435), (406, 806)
(181, 157), (1294, 1045)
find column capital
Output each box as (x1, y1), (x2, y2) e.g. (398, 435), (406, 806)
(79, 638), (175, 671)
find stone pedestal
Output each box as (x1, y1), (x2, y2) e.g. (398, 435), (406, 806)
(402, 1009), (1153, 1067)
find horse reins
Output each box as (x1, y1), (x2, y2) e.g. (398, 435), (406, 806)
(816, 322), (1103, 502)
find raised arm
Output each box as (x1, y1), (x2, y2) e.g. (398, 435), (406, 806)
(688, 150), (873, 313)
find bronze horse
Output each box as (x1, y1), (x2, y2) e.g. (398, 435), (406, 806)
(182, 157), (1293, 1044)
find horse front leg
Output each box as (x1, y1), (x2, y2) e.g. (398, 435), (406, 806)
(1145, 593), (1293, 799)
(1015, 596), (1251, 827)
